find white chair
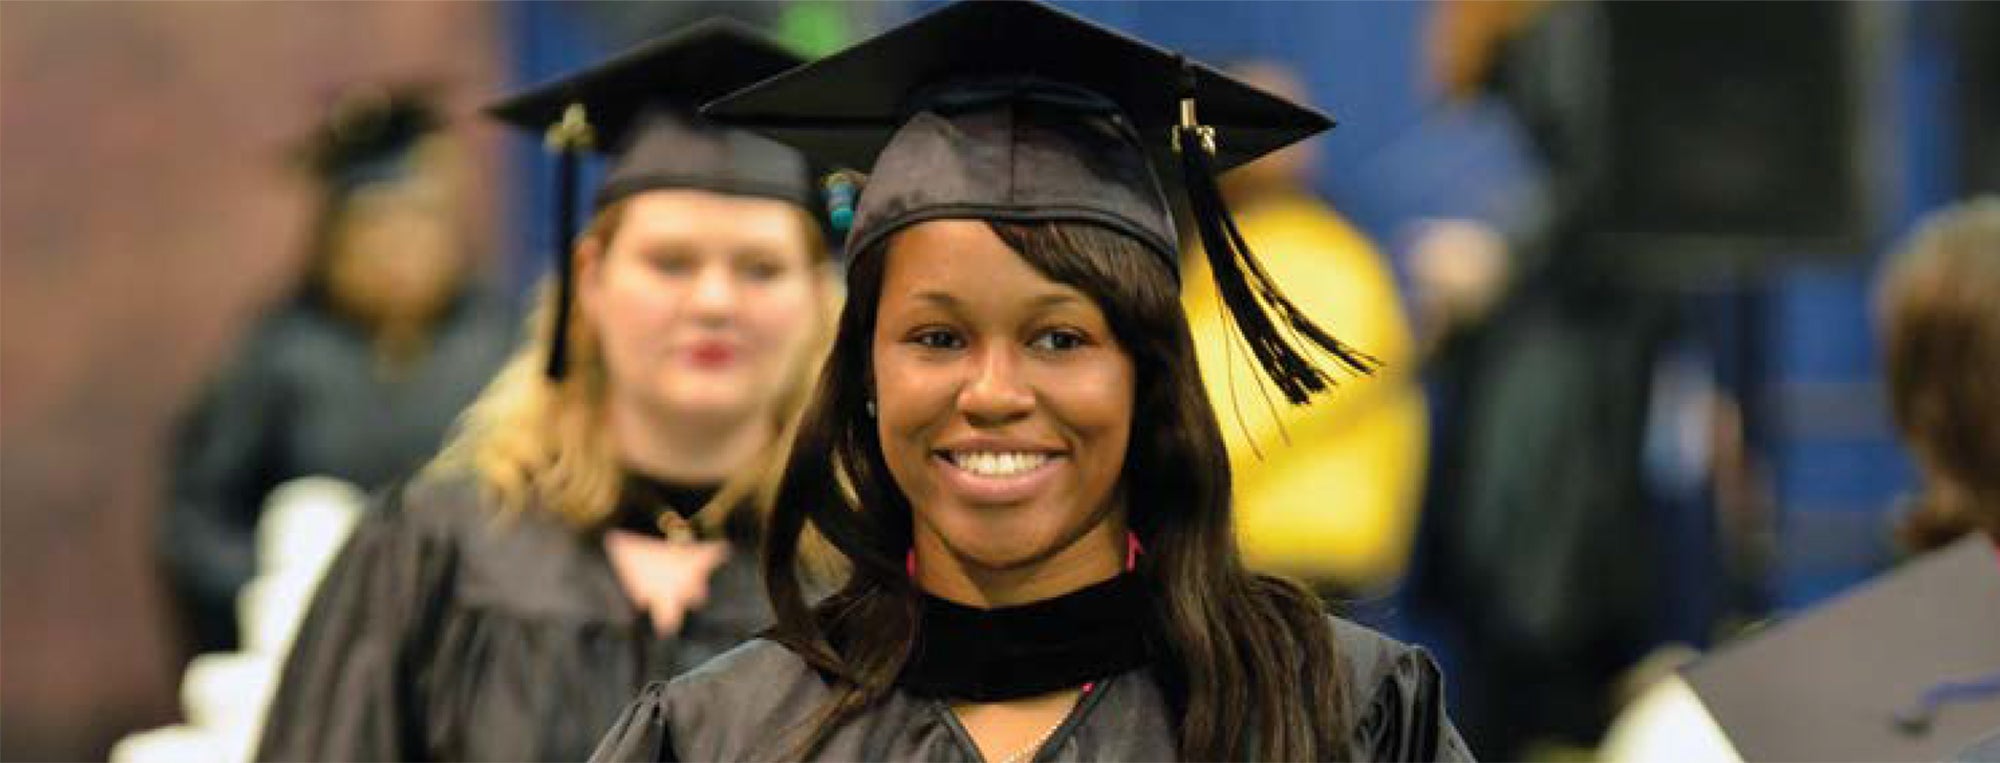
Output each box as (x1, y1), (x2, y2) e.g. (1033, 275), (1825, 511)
(1598, 673), (1744, 763)
(177, 652), (278, 763)
(108, 725), (220, 763)
(113, 477), (365, 763)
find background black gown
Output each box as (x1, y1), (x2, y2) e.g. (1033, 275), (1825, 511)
(160, 292), (516, 655)
(255, 473), (770, 762)
(590, 617), (1472, 762)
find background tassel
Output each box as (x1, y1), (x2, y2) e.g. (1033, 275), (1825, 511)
(545, 148), (580, 380)
(542, 103), (594, 381)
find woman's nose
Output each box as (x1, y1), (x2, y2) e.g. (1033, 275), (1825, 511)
(685, 263), (739, 319)
(956, 344), (1034, 424)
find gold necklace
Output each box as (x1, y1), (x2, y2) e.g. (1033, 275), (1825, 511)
(991, 687), (1088, 763)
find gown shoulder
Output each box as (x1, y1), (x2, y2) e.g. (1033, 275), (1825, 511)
(1331, 617), (1476, 761)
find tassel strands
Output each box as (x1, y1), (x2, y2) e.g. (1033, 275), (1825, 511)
(1170, 58), (1378, 405)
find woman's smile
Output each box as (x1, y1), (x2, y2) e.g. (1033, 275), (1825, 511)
(932, 442), (1069, 504)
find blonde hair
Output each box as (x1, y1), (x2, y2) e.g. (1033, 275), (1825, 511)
(428, 200), (836, 533)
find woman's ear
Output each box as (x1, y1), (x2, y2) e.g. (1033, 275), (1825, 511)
(577, 229), (608, 279)
(573, 233), (607, 323)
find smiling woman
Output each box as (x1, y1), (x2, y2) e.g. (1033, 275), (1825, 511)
(588, 4), (1470, 761)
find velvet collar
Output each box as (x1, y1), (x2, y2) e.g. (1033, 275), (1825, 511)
(898, 572), (1158, 702)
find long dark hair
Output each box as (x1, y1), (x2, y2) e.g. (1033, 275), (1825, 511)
(762, 219), (1351, 760)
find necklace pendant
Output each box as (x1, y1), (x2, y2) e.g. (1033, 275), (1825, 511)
(655, 513), (695, 542)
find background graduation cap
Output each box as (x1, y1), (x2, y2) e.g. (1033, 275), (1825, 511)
(488, 19), (812, 380)
(1681, 535), (2000, 761)
(298, 83), (445, 196)
(705, 0), (1376, 405)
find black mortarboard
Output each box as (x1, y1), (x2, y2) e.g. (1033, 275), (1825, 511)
(1681, 535), (2000, 761)
(299, 84), (443, 196)
(705, 0), (1375, 404)
(488, 19), (812, 380)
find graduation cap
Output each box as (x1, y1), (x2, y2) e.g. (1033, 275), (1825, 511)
(1681, 535), (2000, 761)
(704, 0), (1375, 404)
(299, 84), (444, 195)
(488, 19), (813, 380)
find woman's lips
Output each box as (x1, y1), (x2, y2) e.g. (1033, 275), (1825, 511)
(683, 341), (739, 369)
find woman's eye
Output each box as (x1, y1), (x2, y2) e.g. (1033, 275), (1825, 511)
(1029, 329), (1088, 351)
(648, 255), (697, 276)
(739, 260), (785, 282)
(908, 328), (965, 350)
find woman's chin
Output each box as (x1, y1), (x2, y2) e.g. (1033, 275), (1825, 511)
(650, 380), (761, 420)
(932, 526), (1062, 573)
(950, 545), (1038, 572)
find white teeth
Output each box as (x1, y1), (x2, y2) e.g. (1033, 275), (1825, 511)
(949, 451), (1051, 477)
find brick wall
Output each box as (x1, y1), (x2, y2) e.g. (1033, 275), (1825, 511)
(1, 4), (507, 758)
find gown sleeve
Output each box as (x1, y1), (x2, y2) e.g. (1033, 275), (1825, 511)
(1351, 640), (1475, 762)
(589, 681), (677, 763)
(589, 642), (826, 763)
(1326, 616), (1475, 762)
(159, 325), (291, 644)
(255, 484), (455, 762)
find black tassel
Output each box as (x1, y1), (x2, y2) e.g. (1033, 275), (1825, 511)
(543, 104), (594, 381)
(545, 149), (580, 380)
(1173, 61), (1378, 406)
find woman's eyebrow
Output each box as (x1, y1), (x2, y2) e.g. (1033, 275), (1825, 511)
(898, 290), (1087, 320)
(910, 290), (961, 307)
(1025, 292), (1086, 311)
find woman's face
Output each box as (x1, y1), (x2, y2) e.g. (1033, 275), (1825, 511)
(580, 188), (823, 425)
(872, 220), (1134, 591)
(327, 177), (464, 323)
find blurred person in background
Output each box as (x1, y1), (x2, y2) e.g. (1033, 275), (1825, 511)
(1592, 196), (2000, 763)
(1182, 62), (1429, 597)
(253, 22), (839, 762)
(1662, 194), (2000, 762)
(1404, 1), (1687, 756)
(1879, 197), (2000, 553)
(158, 85), (516, 659)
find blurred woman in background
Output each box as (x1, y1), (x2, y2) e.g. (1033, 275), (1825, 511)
(1879, 196), (2000, 551)
(254, 22), (839, 762)
(159, 85), (515, 658)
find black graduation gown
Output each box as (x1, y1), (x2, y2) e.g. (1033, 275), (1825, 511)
(255, 475), (771, 762)
(160, 292), (516, 654)
(590, 618), (1472, 762)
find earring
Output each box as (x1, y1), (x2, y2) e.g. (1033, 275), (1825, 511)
(866, 399), (877, 419)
